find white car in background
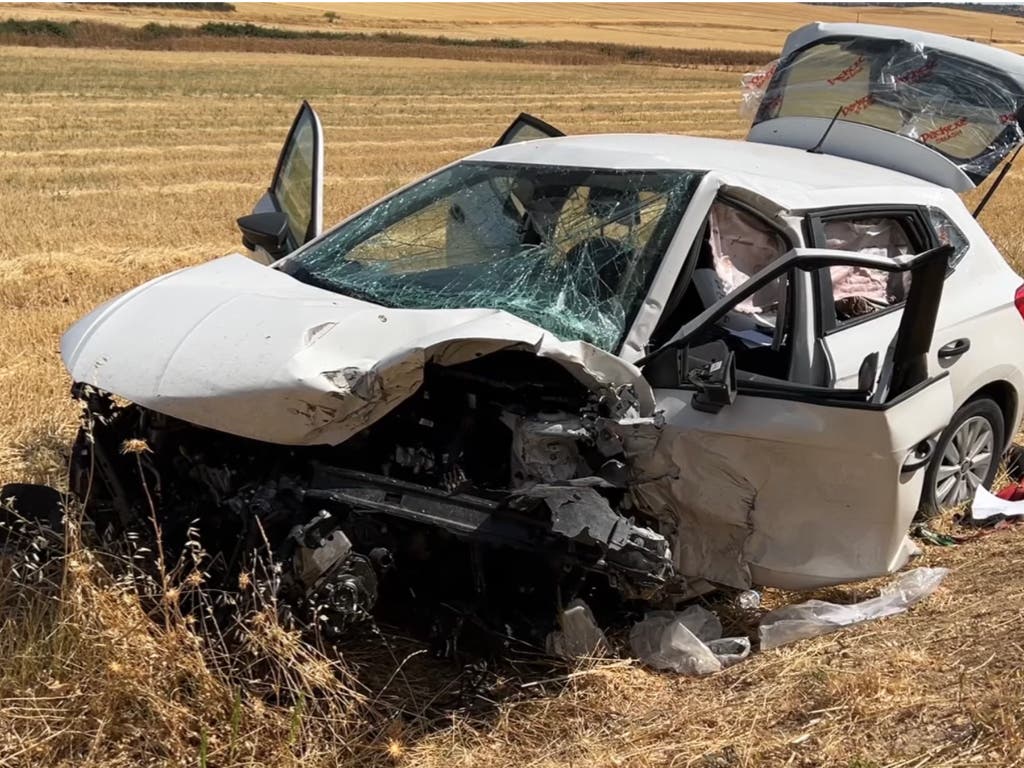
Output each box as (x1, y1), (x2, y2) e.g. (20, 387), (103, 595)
(55, 23), (1024, 646)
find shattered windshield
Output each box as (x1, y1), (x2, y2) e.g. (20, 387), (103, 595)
(279, 162), (702, 351)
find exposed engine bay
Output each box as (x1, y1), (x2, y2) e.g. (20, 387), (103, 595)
(70, 351), (679, 657)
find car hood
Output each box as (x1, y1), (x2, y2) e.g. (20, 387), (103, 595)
(61, 254), (653, 446)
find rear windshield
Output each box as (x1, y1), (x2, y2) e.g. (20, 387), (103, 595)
(280, 162), (702, 352)
(754, 36), (1024, 182)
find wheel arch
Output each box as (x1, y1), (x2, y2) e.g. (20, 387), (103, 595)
(967, 379), (1018, 451)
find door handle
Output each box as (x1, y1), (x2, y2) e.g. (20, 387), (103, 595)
(902, 438), (936, 473)
(938, 338), (970, 360)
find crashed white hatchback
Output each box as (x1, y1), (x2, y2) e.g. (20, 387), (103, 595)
(61, 24), (1024, 645)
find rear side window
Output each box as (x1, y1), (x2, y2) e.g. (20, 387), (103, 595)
(928, 207), (969, 268)
(810, 209), (931, 328)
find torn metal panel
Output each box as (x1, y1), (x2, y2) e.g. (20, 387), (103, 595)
(648, 373), (953, 590)
(628, 426), (756, 589)
(61, 253), (656, 447)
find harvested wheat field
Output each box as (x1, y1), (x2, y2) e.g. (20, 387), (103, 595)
(3, 10), (1024, 768)
(7, 1), (1024, 51)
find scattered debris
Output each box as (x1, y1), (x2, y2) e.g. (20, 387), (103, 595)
(629, 605), (751, 676)
(546, 599), (611, 659)
(970, 485), (1024, 525)
(758, 567), (949, 650)
(911, 524), (968, 547)
(736, 589), (761, 611)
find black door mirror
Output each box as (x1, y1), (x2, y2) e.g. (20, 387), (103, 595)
(642, 339), (737, 413)
(237, 211), (292, 260)
(689, 346), (737, 413)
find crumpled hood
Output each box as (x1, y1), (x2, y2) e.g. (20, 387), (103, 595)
(61, 254), (653, 445)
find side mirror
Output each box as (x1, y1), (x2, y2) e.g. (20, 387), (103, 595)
(237, 211), (292, 260)
(689, 346), (737, 413)
(642, 339), (738, 413)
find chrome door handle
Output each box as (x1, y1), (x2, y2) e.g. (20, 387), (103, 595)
(938, 338), (971, 360)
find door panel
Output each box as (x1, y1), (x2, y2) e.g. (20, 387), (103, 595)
(639, 244), (954, 590)
(647, 373), (953, 590)
(822, 307), (904, 388)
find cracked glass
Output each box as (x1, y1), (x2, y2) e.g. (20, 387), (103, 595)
(280, 162), (701, 351)
(747, 36), (1024, 183)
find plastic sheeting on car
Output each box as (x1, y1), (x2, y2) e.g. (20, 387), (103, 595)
(758, 566), (949, 650)
(740, 59), (779, 120)
(629, 605), (751, 676)
(280, 162), (702, 352)
(744, 35), (1024, 182)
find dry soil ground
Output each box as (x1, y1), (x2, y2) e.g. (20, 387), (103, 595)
(2, 8), (1024, 768)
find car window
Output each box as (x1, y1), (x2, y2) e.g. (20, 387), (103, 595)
(928, 206), (969, 268)
(649, 199), (791, 353)
(753, 35), (1024, 183)
(685, 265), (795, 383)
(273, 111), (317, 247)
(280, 162), (702, 352)
(817, 214), (920, 324)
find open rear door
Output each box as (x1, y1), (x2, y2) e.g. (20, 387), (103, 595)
(494, 112), (564, 146)
(746, 23), (1024, 190)
(639, 245), (954, 591)
(238, 101), (324, 262)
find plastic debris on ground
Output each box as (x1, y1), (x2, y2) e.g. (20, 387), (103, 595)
(546, 599), (611, 659)
(971, 483), (1024, 525)
(758, 566), (949, 650)
(911, 524), (968, 546)
(629, 605), (751, 676)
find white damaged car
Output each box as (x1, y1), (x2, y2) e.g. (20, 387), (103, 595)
(59, 24), (1024, 647)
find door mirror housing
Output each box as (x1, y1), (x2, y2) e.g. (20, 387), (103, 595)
(237, 212), (292, 260)
(642, 340), (737, 413)
(688, 344), (737, 413)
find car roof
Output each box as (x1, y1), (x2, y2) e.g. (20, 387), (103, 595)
(470, 133), (959, 211)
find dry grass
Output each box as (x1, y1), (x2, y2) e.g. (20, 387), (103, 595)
(3, 20), (1024, 768)
(0, 18), (777, 68)
(6, 2), (1024, 53)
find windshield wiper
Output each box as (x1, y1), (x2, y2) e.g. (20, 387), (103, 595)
(284, 265), (397, 308)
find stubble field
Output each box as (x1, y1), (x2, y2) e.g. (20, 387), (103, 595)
(8, 1), (1024, 52)
(3, 21), (1024, 768)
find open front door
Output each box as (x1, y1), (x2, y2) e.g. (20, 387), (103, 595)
(493, 112), (564, 146)
(638, 246), (954, 591)
(238, 101), (324, 262)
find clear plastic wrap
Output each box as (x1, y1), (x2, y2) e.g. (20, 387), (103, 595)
(740, 59), (779, 120)
(629, 605), (751, 676)
(748, 35), (1024, 182)
(758, 566), (949, 650)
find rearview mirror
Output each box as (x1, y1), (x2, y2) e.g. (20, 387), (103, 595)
(237, 211), (291, 260)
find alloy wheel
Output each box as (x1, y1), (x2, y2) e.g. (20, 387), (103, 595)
(934, 415), (995, 507)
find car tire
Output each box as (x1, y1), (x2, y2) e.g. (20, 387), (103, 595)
(919, 397), (1004, 518)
